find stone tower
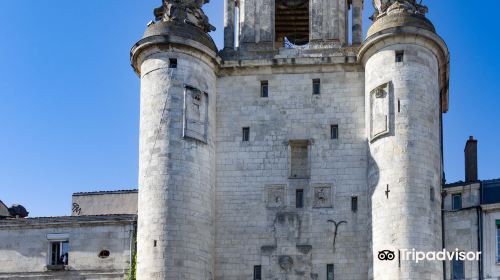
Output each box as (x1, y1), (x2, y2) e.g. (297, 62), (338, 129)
(130, 1), (218, 279)
(131, 0), (450, 279)
(359, 1), (449, 279)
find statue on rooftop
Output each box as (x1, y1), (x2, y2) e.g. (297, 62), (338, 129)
(371, 0), (428, 20)
(153, 0), (216, 33)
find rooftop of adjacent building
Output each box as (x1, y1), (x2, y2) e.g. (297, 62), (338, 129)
(0, 214), (136, 227)
(72, 189), (138, 196)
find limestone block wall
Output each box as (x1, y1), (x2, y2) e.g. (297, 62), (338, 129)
(71, 190), (138, 216)
(136, 48), (216, 280)
(482, 206), (500, 280)
(365, 44), (443, 279)
(444, 210), (480, 280)
(443, 183), (480, 211)
(215, 63), (369, 279)
(0, 217), (134, 280)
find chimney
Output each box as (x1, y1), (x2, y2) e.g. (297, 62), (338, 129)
(465, 136), (478, 182)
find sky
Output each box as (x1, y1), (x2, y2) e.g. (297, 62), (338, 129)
(0, 0), (498, 217)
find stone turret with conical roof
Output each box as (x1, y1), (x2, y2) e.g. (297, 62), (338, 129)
(359, 1), (450, 279)
(131, 1), (218, 279)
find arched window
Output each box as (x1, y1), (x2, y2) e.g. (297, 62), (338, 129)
(275, 0), (309, 48)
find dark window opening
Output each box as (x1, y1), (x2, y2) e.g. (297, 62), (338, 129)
(430, 187), (435, 202)
(98, 250), (110, 259)
(242, 127), (250, 142)
(275, 0), (309, 48)
(296, 189), (304, 208)
(153, 240), (157, 247)
(50, 241), (69, 266)
(327, 264), (334, 280)
(452, 194), (462, 210)
(313, 79), (321, 95)
(452, 259), (464, 279)
(496, 222), (500, 263)
(398, 99), (401, 113)
(331, 125), (338, 140)
(254, 265), (262, 280)
(260, 81), (269, 98)
(169, 58), (177, 68)
(351, 196), (358, 212)
(395, 51), (404, 63)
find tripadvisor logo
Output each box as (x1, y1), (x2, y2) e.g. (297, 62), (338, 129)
(377, 248), (481, 263)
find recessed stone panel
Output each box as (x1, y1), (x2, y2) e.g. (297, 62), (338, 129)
(370, 82), (391, 141)
(267, 185), (286, 208)
(183, 85), (208, 143)
(312, 185), (332, 208)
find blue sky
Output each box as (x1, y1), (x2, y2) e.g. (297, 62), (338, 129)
(0, 1), (498, 217)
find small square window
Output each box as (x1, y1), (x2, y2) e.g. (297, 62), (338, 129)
(253, 265), (262, 280)
(327, 264), (334, 280)
(296, 189), (304, 208)
(351, 196), (358, 212)
(260, 81), (268, 98)
(395, 51), (404, 63)
(242, 127), (250, 142)
(313, 79), (321, 95)
(169, 58), (177, 68)
(330, 125), (338, 140)
(452, 194), (462, 210)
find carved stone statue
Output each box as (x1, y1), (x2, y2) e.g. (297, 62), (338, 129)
(153, 0), (216, 33)
(371, 0), (428, 20)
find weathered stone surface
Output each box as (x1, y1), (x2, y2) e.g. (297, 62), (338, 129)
(0, 215), (135, 280)
(71, 190), (138, 216)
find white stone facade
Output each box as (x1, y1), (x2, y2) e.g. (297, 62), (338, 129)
(130, 1), (451, 279)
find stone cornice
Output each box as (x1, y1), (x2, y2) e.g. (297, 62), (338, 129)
(0, 214), (136, 229)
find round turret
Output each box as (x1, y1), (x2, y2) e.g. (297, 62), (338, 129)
(131, 2), (218, 279)
(359, 1), (449, 279)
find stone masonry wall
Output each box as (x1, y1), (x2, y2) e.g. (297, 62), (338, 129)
(0, 221), (133, 279)
(215, 64), (369, 279)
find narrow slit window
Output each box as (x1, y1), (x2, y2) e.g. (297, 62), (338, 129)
(296, 189), (304, 208)
(260, 81), (269, 98)
(430, 187), (435, 202)
(395, 51), (404, 63)
(169, 58), (177, 68)
(351, 196), (358, 212)
(496, 221), (500, 263)
(242, 127), (250, 142)
(253, 265), (262, 280)
(313, 79), (321, 95)
(330, 125), (338, 140)
(327, 264), (334, 280)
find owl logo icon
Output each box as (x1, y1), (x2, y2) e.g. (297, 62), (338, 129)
(378, 250), (395, 261)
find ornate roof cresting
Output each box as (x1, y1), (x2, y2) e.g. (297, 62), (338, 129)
(371, 0), (428, 21)
(153, 0), (216, 33)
